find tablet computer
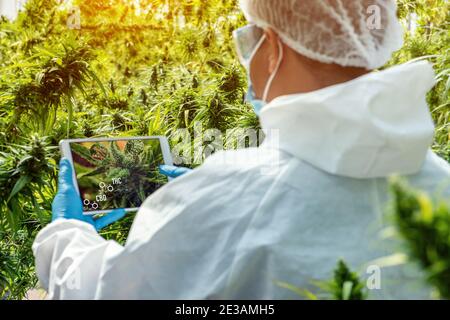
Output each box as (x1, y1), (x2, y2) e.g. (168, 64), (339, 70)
(59, 136), (173, 215)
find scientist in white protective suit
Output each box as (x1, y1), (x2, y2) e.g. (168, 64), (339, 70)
(33, 0), (450, 299)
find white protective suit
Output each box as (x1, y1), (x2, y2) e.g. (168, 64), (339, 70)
(33, 61), (450, 299)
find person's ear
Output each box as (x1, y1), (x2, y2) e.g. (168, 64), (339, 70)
(264, 28), (281, 74)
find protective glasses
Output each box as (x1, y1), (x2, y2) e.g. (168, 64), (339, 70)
(232, 24), (265, 68)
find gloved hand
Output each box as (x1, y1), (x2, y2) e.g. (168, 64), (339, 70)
(159, 165), (192, 178)
(52, 158), (127, 231)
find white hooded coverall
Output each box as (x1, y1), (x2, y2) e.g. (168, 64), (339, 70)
(33, 61), (450, 299)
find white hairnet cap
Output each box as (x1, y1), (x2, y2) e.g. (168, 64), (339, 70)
(239, 0), (404, 69)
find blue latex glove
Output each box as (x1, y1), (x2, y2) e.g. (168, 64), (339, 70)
(52, 158), (127, 231)
(159, 165), (192, 178)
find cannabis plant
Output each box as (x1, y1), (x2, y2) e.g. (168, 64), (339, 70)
(276, 260), (367, 300)
(0, 135), (56, 231)
(389, 178), (450, 299)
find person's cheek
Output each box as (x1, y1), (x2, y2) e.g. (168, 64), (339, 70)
(249, 42), (271, 99)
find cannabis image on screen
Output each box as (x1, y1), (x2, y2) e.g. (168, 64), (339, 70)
(70, 139), (167, 212)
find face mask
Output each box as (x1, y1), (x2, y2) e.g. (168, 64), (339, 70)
(233, 25), (284, 115)
(246, 37), (284, 116)
(245, 82), (266, 115)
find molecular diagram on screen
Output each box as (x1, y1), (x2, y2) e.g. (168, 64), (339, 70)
(83, 198), (99, 210)
(83, 179), (123, 211)
(99, 181), (115, 193)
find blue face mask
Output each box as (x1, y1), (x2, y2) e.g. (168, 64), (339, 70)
(245, 81), (266, 115)
(243, 36), (284, 116)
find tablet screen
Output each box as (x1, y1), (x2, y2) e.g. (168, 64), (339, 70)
(69, 138), (168, 212)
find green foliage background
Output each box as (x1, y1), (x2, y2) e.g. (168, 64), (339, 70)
(389, 178), (450, 299)
(0, 0), (448, 299)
